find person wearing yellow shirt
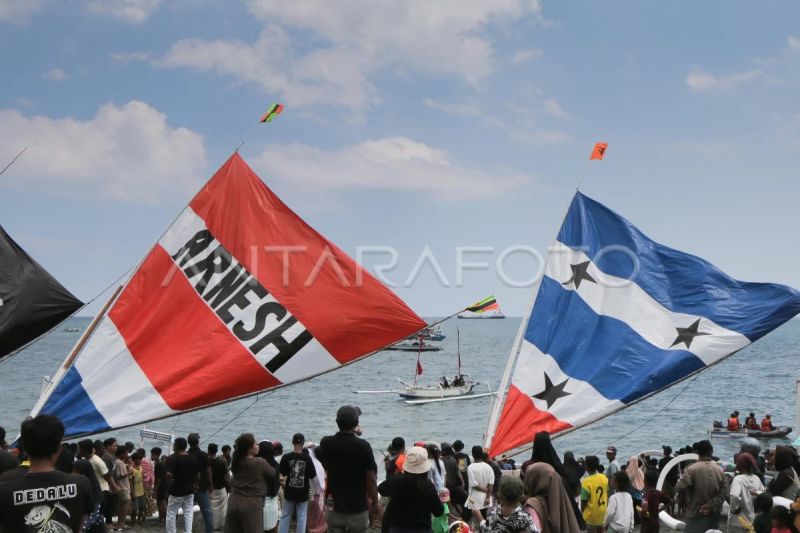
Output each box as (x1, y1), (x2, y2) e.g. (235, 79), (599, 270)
(581, 455), (609, 533)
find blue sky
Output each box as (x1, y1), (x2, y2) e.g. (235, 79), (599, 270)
(1, 0), (800, 316)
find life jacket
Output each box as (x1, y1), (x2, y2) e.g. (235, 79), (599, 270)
(760, 418), (773, 432)
(727, 417), (739, 431)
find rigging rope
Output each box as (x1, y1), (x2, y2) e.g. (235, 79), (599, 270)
(592, 373), (701, 456)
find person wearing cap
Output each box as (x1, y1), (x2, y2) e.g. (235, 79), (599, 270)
(317, 405), (378, 533)
(278, 433), (317, 533)
(605, 446), (620, 494)
(378, 446), (444, 532)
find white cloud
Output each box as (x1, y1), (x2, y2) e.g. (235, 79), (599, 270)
(0, 0), (43, 23)
(789, 36), (800, 51)
(156, 0), (543, 110)
(0, 101), (206, 203)
(423, 97), (480, 116)
(543, 98), (568, 119)
(42, 68), (66, 81)
(685, 69), (760, 91)
(512, 48), (543, 64)
(85, 0), (162, 23)
(250, 137), (530, 198)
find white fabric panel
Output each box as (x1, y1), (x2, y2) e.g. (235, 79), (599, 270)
(75, 319), (176, 427)
(546, 242), (751, 365)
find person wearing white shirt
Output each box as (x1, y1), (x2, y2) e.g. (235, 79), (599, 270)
(605, 471), (634, 533)
(465, 446), (494, 528)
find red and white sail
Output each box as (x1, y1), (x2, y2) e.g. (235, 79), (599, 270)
(33, 153), (427, 437)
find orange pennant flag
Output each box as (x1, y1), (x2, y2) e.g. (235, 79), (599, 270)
(590, 142), (608, 160)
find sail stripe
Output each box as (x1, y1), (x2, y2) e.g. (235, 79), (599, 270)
(527, 276), (706, 402)
(42, 318), (178, 429)
(189, 157), (425, 363)
(511, 340), (623, 422)
(557, 194), (800, 340)
(41, 366), (110, 436)
(545, 242), (751, 364)
(110, 246), (283, 410)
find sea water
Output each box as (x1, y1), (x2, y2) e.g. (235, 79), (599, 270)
(1, 317), (798, 468)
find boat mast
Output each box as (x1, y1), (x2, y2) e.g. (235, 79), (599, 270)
(457, 326), (461, 376)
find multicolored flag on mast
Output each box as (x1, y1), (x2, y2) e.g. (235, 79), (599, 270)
(31, 153), (427, 438)
(0, 225), (82, 360)
(485, 192), (800, 457)
(465, 295), (500, 314)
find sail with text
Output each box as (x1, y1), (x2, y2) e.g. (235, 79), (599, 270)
(31, 153), (427, 438)
(486, 192), (800, 457)
(0, 225), (83, 360)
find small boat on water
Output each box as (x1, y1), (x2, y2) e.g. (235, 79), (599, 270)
(395, 375), (477, 399)
(384, 339), (442, 352)
(457, 311), (506, 319)
(709, 425), (792, 439)
(420, 326), (445, 341)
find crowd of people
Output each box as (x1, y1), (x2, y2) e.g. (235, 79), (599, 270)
(2, 408), (800, 533)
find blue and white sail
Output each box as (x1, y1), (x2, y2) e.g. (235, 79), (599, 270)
(487, 192), (800, 456)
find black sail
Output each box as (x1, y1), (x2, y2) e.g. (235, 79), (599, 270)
(0, 225), (82, 359)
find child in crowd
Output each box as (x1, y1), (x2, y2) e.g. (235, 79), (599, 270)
(752, 493), (773, 533)
(130, 453), (146, 526)
(432, 489), (451, 533)
(640, 469), (668, 533)
(605, 471), (634, 533)
(483, 477), (538, 533)
(770, 505), (793, 533)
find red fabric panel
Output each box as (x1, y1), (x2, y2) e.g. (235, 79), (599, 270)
(488, 385), (572, 457)
(109, 245), (280, 410)
(189, 153), (426, 362)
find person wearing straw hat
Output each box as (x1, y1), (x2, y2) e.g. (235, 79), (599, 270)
(378, 446), (444, 533)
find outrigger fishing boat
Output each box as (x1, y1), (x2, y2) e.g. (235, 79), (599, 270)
(357, 327), (494, 404)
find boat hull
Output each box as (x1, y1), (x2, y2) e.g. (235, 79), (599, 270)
(384, 344), (441, 352)
(397, 383), (476, 399)
(709, 426), (792, 439)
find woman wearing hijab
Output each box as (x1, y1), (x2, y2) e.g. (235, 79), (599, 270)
(522, 432), (564, 477)
(625, 456), (645, 507)
(523, 462), (580, 533)
(768, 446), (800, 499)
(728, 452), (764, 533)
(379, 446), (444, 533)
(258, 441), (281, 533)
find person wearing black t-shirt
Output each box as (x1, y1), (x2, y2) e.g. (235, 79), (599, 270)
(207, 442), (229, 531)
(317, 405), (378, 533)
(188, 433), (213, 533)
(0, 415), (92, 533)
(166, 438), (199, 533)
(278, 433), (317, 533)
